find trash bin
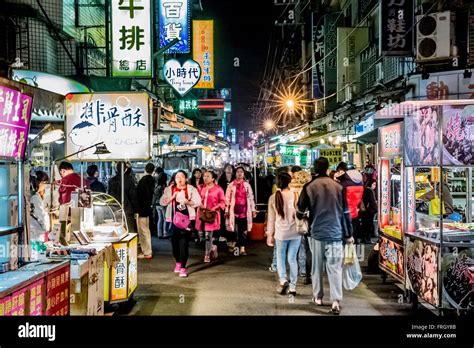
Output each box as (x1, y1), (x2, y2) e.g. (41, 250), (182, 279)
(249, 204), (267, 241)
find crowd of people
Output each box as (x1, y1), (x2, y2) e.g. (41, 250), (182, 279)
(29, 157), (380, 314)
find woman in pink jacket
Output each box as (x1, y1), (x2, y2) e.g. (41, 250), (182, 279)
(225, 167), (256, 256)
(196, 170), (226, 263)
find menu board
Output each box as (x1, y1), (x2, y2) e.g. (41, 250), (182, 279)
(406, 239), (439, 307)
(46, 265), (70, 316)
(442, 105), (474, 165)
(404, 106), (441, 166)
(379, 236), (404, 279)
(0, 85), (33, 160)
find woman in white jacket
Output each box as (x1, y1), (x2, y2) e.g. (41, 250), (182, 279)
(160, 170), (201, 278)
(266, 172), (301, 296)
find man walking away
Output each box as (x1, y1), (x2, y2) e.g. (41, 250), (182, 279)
(296, 157), (354, 315)
(136, 163), (156, 259)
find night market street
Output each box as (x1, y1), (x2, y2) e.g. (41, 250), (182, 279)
(127, 238), (421, 316)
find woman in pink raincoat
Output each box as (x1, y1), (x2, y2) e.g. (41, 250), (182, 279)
(196, 170), (226, 263)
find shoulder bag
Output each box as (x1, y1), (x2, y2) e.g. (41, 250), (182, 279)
(199, 187), (217, 224)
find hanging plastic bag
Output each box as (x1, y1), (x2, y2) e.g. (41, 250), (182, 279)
(429, 195), (446, 216)
(343, 244), (362, 290)
(344, 244), (357, 265)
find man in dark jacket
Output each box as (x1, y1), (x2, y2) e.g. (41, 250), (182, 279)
(135, 163), (155, 258)
(296, 157), (353, 314)
(108, 162), (138, 234)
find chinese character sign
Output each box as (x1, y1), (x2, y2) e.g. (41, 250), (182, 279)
(378, 123), (402, 157)
(381, 0), (414, 56)
(319, 148), (342, 167)
(379, 159), (391, 229)
(0, 85), (32, 160)
(112, 0), (152, 77)
(111, 243), (128, 301)
(442, 105), (474, 165)
(159, 0), (190, 53)
(163, 59), (201, 96)
(128, 236), (138, 296)
(65, 93), (151, 161)
(193, 20), (214, 89)
(406, 167), (415, 233)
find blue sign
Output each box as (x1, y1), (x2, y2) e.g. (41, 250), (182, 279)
(159, 0), (191, 53)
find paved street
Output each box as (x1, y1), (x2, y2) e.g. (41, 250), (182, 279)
(126, 237), (423, 316)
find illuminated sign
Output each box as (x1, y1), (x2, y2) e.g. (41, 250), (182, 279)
(379, 159), (390, 229)
(406, 167), (415, 233)
(319, 148), (342, 167)
(128, 236), (138, 296)
(159, 0), (190, 53)
(12, 70), (90, 95)
(164, 59), (201, 96)
(379, 123), (402, 157)
(0, 85), (32, 161)
(178, 100), (198, 113)
(65, 92), (151, 161)
(111, 0), (152, 77)
(111, 242), (128, 301)
(193, 20), (214, 89)
(379, 236), (404, 280)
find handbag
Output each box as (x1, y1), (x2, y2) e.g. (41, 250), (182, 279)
(296, 216), (308, 235)
(199, 188), (217, 224)
(172, 186), (191, 229)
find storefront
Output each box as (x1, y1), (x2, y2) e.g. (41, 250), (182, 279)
(402, 100), (474, 314)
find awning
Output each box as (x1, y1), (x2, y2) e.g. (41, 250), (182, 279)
(295, 130), (345, 146)
(355, 118), (398, 144)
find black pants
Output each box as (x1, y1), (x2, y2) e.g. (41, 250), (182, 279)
(360, 212), (376, 240)
(352, 218), (362, 243)
(125, 213), (137, 234)
(227, 217), (247, 247)
(171, 229), (191, 268)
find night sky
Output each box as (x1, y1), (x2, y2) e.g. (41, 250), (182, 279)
(199, 0), (274, 134)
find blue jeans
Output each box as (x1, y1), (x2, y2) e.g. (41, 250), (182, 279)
(276, 239), (301, 291)
(156, 206), (166, 237)
(271, 245), (278, 269)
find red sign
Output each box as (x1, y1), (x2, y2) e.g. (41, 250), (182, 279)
(379, 159), (390, 229)
(406, 167), (416, 234)
(378, 123), (402, 157)
(46, 264), (70, 316)
(197, 99), (224, 109)
(0, 85), (32, 160)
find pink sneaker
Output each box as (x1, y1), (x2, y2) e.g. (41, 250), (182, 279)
(204, 255), (211, 263)
(179, 268), (188, 277)
(174, 263), (182, 273)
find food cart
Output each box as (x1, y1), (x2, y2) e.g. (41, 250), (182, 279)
(377, 123), (405, 284)
(403, 100), (474, 315)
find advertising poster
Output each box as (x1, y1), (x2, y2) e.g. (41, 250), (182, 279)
(404, 106), (441, 166)
(405, 167), (416, 233)
(128, 237), (138, 296)
(441, 247), (474, 311)
(441, 105), (474, 165)
(406, 239), (439, 307)
(65, 92), (152, 161)
(379, 236), (404, 280)
(111, 0), (152, 77)
(0, 85), (32, 160)
(319, 148), (342, 167)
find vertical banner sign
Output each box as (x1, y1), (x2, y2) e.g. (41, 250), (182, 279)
(324, 13), (343, 109)
(381, 0), (414, 56)
(312, 13), (324, 99)
(193, 20), (214, 89)
(0, 86), (32, 160)
(406, 167), (415, 233)
(379, 159), (391, 229)
(128, 236), (138, 296)
(111, 0), (152, 77)
(159, 0), (190, 53)
(111, 242), (128, 301)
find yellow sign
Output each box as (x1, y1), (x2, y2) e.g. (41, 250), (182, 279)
(128, 236), (138, 296)
(193, 20), (214, 89)
(319, 148), (342, 167)
(111, 242), (128, 301)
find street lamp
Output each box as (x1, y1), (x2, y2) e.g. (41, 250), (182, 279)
(264, 119), (275, 130)
(285, 99), (295, 110)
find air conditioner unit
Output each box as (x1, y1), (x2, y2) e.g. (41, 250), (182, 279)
(416, 11), (455, 62)
(376, 62), (384, 82)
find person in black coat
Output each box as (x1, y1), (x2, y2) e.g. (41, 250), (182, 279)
(86, 164), (106, 193)
(108, 162), (138, 234)
(360, 179), (378, 243)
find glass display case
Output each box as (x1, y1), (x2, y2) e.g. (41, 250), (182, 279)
(80, 193), (128, 243)
(402, 101), (474, 314)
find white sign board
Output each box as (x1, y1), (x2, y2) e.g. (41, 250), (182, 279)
(111, 0), (152, 77)
(163, 59), (201, 96)
(65, 93), (152, 161)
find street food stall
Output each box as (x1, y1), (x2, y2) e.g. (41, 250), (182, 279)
(403, 100), (474, 315)
(377, 123), (405, 284)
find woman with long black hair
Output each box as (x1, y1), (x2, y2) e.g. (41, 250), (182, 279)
(266, 172), (301, 296)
